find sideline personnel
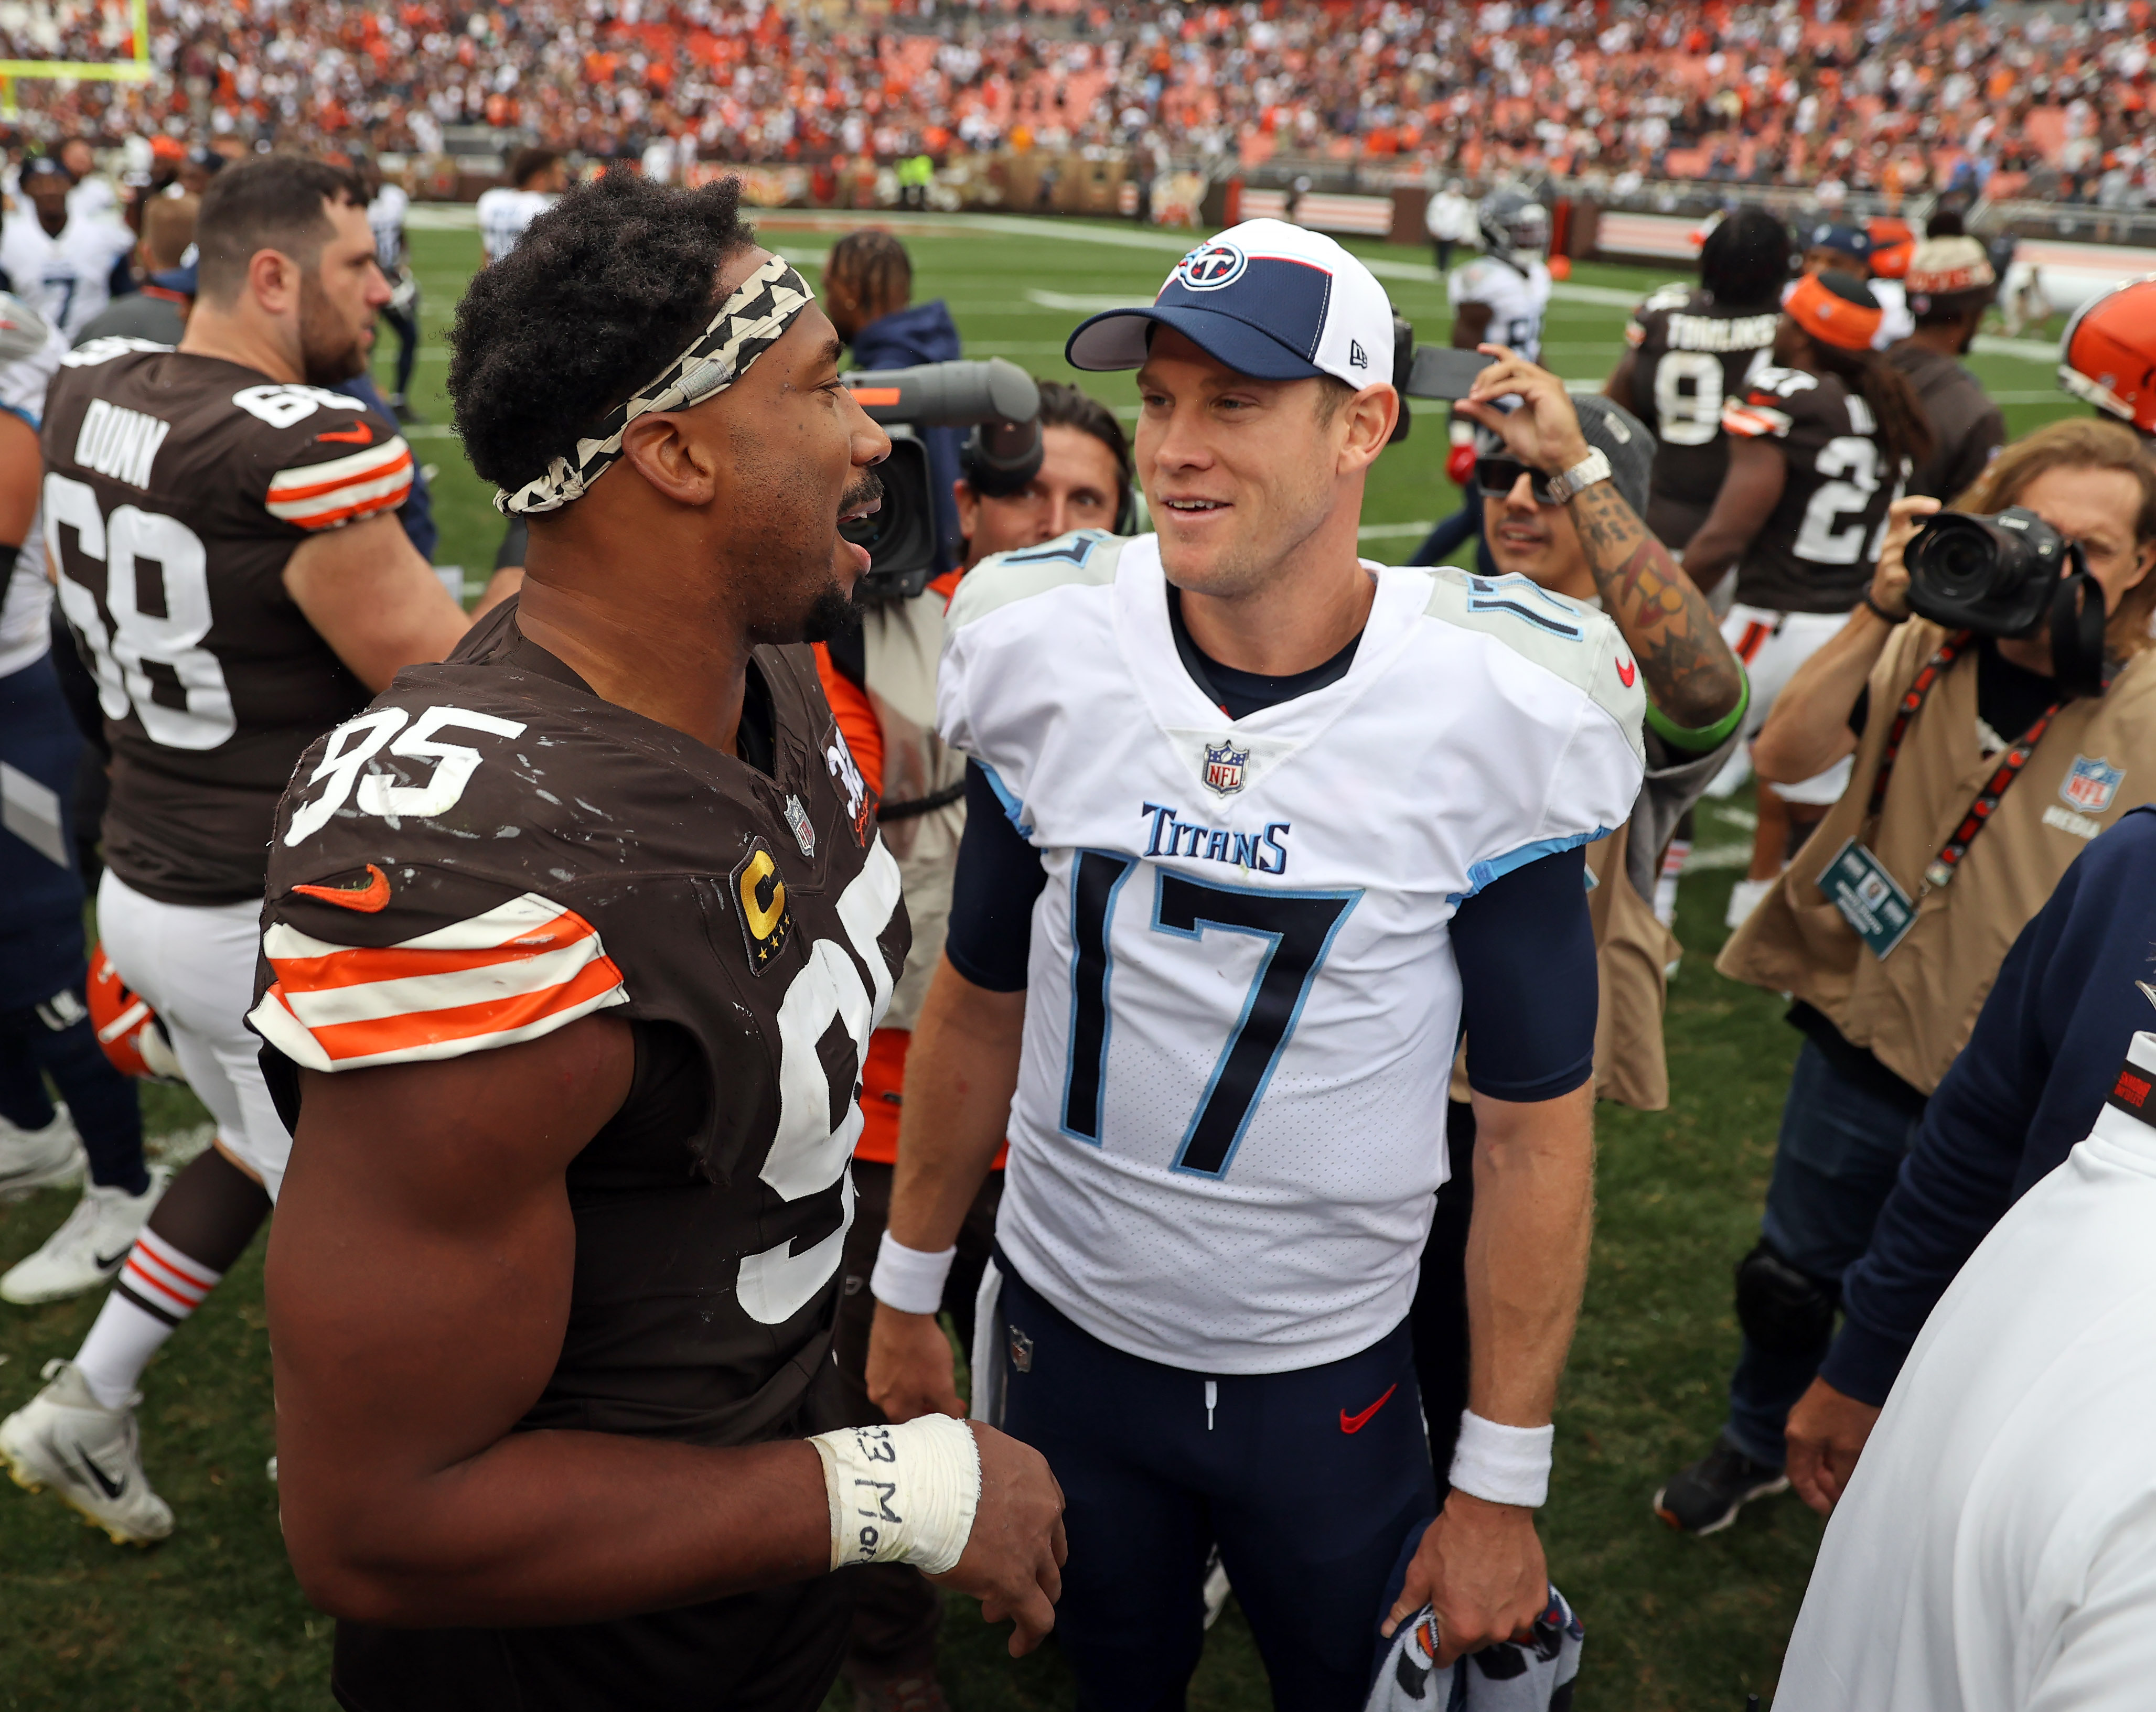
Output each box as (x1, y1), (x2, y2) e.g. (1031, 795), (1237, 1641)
(817, 382), (1132, 1708)
(1412, 382), (1746, 1471)
(1784, 806), (2156, 1514)
(870, 220), (1645, 1707)
(1657, 418), (2156, 1535)
(256, 173), (1064, 1711)
(1, 155), (510, 1545)
(1773, 1029), (2156, 1712)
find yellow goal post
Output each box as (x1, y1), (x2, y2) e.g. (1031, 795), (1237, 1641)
(0, 0), (153, 121)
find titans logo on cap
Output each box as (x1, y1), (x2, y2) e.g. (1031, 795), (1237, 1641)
(1175, 243), (1249, 292)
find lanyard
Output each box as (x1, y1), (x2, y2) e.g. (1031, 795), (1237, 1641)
(1862, 632), (2067, 893)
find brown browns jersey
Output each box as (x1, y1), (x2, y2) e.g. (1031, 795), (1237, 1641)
(1624, 284), (1780, 548)
(1887, 341), (2007, 502)
(251, 601), (906, 1452)
(41, 339), (415, 903)
(1722, 364), (1905, 615)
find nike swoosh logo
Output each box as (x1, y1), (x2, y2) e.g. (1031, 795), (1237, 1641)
(1615, 655), (1637, 689)
(94, 1247), (131, 1270)
(72, 1442), (125, 1500)
(1340, 1382), (1399, 1435)
(292, 863), (391, 913)
(315, 422), (374, 445)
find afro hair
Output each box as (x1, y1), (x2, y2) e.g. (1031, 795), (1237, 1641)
(449, 171), (756, 494)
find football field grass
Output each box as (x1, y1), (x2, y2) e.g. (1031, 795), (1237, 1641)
(0, 210), (2084, 1710)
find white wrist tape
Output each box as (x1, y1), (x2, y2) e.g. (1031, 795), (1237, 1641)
(1447, 1410), (1554, 1508)
(870, 1229), (957, 1315)
(808, 1416), (982, 1575)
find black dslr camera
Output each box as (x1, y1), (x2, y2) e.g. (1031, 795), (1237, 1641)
(1905, 507), (2106, 694)
(842, 359), (1043, 599)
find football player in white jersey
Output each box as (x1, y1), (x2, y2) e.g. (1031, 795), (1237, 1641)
(865, 219), (1652, 1708)
(362, 160), (421, 421)
(1449, 190), (1553, 364)
(476, 147), (567, 265)
(0, 156), (136, 344)
(1411, 191), (1556, 576)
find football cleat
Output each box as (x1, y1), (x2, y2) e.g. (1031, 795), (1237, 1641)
(1654, 1432), (1789, 1536)
(0, 1360), (174, 1546)
(0, 1167), (169, 1304)
(2058, 274), (2156, 438)
(0, 1106), (85, 1202)
(85, 946), (184, 1082)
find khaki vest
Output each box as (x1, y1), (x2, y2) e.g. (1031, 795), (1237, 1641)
(861, 593), (968, 1033)
(1449, 810), (1683, 1113)
(1719, 620), (2156, 1094)
(1586, 818), (1683, 1111)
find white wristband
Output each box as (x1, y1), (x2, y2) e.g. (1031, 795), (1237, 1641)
(870, 1229), (957, 1315)
(1447, 1410), (1554, 1508)
(808, 1416), (982, 1575)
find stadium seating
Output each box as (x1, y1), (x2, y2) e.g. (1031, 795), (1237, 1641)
(3, 0), (2151, 204)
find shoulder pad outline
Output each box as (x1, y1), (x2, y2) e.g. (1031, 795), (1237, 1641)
(1421, 566), (1646, 764)
(1750, 365), (1820, 399)
(945, 529), (1125, 632)
(62, 337), (169, 369)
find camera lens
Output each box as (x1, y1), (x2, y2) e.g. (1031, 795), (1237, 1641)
(1926, 528), (1998, 592)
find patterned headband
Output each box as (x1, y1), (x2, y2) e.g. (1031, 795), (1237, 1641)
(496, 255), (815, 516)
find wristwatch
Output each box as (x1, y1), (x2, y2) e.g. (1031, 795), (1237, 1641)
(1543, 446), (1612, 504)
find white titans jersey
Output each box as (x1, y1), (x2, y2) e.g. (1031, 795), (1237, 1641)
(367, 184), (409, 273)
(476, 187), (553, 262)
(940, 532), (1644, 1372)
(0, 212), (135, 343)
(1449, 254), (1551, 362)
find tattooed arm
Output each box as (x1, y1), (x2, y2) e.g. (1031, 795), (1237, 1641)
(1566, 479), (1745, 731)
(1459, 349), (1744, 735)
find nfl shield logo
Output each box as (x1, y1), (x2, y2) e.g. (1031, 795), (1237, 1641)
(1203, 740), (1249, 796)
(784, 793), (817, 857)
(2061, 755), (2125, 814)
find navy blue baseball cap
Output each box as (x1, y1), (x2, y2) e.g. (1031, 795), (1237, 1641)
(1065, 218), (1395, 388)
(1806, 222), (1873, 264)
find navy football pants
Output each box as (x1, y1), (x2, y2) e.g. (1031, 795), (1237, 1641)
(999, 1265), (1436, 1712)
(0, 653), (144, 1191)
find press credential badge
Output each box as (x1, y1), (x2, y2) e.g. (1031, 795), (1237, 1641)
(1819, 837), (1917, 959)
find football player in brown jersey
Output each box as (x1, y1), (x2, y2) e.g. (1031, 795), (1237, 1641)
(1604, 208), (1790, 554)
(255, 170), (1064, 1712)
(1676, 271), (1934, 926)
(1, 156), (517, 1546)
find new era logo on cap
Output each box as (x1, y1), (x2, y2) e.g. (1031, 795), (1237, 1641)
(1065, 218), (1395, 390)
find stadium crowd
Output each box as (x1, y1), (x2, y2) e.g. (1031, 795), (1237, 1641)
(3, 0), (2154, 202)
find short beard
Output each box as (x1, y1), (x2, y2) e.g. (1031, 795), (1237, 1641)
(800, 580), (864, 643)
(297, 270), (368, 386)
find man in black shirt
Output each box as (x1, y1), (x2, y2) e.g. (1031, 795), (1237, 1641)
(1888, 238), (2006, 502)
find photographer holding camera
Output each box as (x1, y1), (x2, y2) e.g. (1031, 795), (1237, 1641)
(1656, 418), (2156, 1535)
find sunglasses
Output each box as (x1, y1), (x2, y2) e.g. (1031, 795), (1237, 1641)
(1475, 457), (1562, 504)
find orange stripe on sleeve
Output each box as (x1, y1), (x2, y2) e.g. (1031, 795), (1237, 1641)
(264, 952), (626, 1065)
